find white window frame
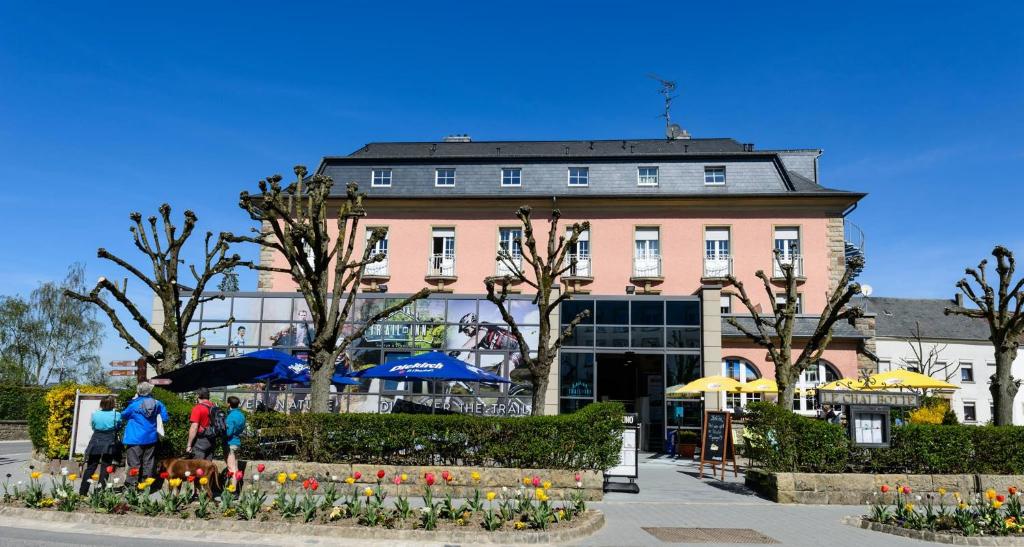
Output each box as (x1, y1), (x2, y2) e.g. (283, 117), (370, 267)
(435, 168), (456, 187)
(501, 167), (522, 187)
(960, 361), (974, 383)
(637, 166), (659, 186)
(963, 401), (977, 423)
(704, 166), (726, 185)
(720, 294), (731, 314)
(371, 168), (392, 187)
(568, 167), (589, 187)
(775, 293), (803, 314)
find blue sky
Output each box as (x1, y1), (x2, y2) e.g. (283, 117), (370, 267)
(1, 1), (1022, 366)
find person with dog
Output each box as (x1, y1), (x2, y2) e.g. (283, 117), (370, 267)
(121, 382), (169, 488)
(78, 395), (121, 495)
(186, 388), (226, 461)
(224, 396), (246, 488)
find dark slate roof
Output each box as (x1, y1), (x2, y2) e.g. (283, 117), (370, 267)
(343, 138), (752, 159)
(722, 315), (868, 339)
(857, 296), (991, 341)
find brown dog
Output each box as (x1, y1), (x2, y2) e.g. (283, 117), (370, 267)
(159, 458), (222, 496)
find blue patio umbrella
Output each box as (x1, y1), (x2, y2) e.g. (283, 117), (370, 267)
(253, 350), (360, 386)
(348, 351), (510, 383)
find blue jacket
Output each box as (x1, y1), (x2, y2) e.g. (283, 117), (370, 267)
(225, 408), (246, 447)
(121, 395), (169, 446)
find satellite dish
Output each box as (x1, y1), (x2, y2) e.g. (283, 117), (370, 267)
(861, 284), (873, 296)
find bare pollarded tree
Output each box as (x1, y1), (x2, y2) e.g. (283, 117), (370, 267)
(233, 166), (430, 413)
(898, 321), (958, 397)
(66, 205), (246, 375)
(484, 206), (591, 416)
(725, 251), (865, 410)
(945, 245), (1024, 426)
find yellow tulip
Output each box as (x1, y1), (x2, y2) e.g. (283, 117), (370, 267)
(938, 487), (946, 496)
(137, 483), (147, 491)
(226, 484), (236, 493)
(987, 489), (998, 500)
(288, 472), (298, 481)
(471, 471), (481, 482)
(959, 502), (968, 510)
(345, 477), (355, 485)
(68, 473), (78, 481)
(169, 478), (182, 488)
(30, 472), (41, 480)
(400, 473), (408, 482)
(363, 487), (374, 497)
(486, 491), (496, 501)
(144, 477), (155, 485)
(542, 480), (551, 490)
(535, 487), (544, 498)
(523, 477), (531, 486)
(905, 503), (914, 511)
(994, 500), (1004, 509)
(277, 475), (287, 485)
(200, 477), (209, 486)
(90, 473), (99, 481)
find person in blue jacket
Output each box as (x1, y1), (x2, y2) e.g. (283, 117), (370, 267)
(120, 382), (169, 487)
(78, 395), (121, 495)
(224, 396), (246, 488)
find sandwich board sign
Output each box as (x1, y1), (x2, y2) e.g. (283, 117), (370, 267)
(603, 413), (640, 493)
(68, 391), (114, 458)
(698, 410), (738, 481)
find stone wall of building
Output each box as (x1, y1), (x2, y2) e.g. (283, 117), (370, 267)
(855, 314), (878, 376)
(826, 215), (846, 295)
(257, 220), (277, 290)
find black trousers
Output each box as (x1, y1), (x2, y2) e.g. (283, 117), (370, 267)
(125, 443), (156, 485)
(78, 453), (115, 495)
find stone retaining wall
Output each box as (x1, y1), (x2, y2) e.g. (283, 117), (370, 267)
(746, 468), (1024, 505)
(0, 421), (28, 441)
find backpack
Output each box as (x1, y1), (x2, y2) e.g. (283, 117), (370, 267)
(203, 404), (227, 440)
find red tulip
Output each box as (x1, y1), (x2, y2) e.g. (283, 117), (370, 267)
(353, 471), (362, 480)
(425, 473), (436, 486)
(187, 476), (195, 483)
(311, 480), (319, 491)
(105, 466), (115, 474)
(574, 473), (582, 482)
(235, 471), (244, 481)
(195, 468), (205, 477)
(303, 479), (311, 490)
(257, 464), (266, 473)
(1011, 487), (1019, 496)
(377, 470), (386, 480)
(881, 485), (890, 493)
(129, 468), (139, 477)
(532, 476), (541, 487)
(441, 470), (450, 481)
(901, 486), (911, 495)
(998, 494), (1006, 503)
(159, 471), (169, 480)
(392, 475), (402, 485)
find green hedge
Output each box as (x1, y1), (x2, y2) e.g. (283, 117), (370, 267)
(243, 402), (625, 470)
(744, 402), (1024, 474)
(0, 384), (46, 421)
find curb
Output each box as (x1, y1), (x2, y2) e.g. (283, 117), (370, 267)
(842, 516), (1024, 545)
(0, 505), (604, 545)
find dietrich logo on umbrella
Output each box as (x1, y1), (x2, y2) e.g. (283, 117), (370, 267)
(389, 362), (444, 373)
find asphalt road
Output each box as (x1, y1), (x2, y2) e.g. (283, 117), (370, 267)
(0, 526), (251, 547)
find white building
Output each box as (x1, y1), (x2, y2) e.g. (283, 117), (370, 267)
(860, 296), (1024, 425)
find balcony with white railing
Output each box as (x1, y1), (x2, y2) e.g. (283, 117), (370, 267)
(632, 254), (662, 279)
(773, 255), (804, 279)
(495, 253), (523, 277)
(702, 255), (732, 279)
(426, 253), (456, 279)
(363, 255), (389, 278)
(564, 254), (592, 278)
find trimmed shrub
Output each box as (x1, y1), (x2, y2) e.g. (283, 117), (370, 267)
(743, 402), (849, 473)
(39, 383), (110, 458)
(244, 402), (624, 470)
(0, 384), (46, 421)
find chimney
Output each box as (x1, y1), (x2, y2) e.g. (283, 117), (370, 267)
(954, 293), (964, 307)
(442, 134), (472, 142)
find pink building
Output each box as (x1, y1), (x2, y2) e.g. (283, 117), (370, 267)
(246, 136), (869, 447)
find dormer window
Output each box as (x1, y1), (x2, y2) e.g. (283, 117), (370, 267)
(371, 168), (392, 187)
(638, 166), (659, 186)
(435, 168), (456, 187)
(501, 168), (522, 187)
(568, 167), (589, 187)
(704, 166), (726, 185)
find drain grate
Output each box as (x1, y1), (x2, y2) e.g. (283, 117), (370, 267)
(642, 527), (780, 544)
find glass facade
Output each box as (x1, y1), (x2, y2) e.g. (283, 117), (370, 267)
(559, 297), (703, 446)
(183, 293), (539, 416)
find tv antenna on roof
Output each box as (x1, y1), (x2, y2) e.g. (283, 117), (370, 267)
(647, 73), (689, 140)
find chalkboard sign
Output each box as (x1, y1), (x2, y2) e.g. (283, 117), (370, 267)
(698, 411), (738, 481)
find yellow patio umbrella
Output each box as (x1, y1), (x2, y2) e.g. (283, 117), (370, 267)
(666, 375), (742, 396)
(817, 378), (868, 391)
(737, 378), (779, 393)
(862, 369), (960, 390)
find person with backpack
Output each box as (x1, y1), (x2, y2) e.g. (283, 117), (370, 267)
(186, 388), (225, 460)
(224, 396), (246, 488)
(122, 382), (169, 487)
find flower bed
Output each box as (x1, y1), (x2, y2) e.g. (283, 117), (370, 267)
(1, 463), (597, 537)
(864, 482), (1024, 538)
